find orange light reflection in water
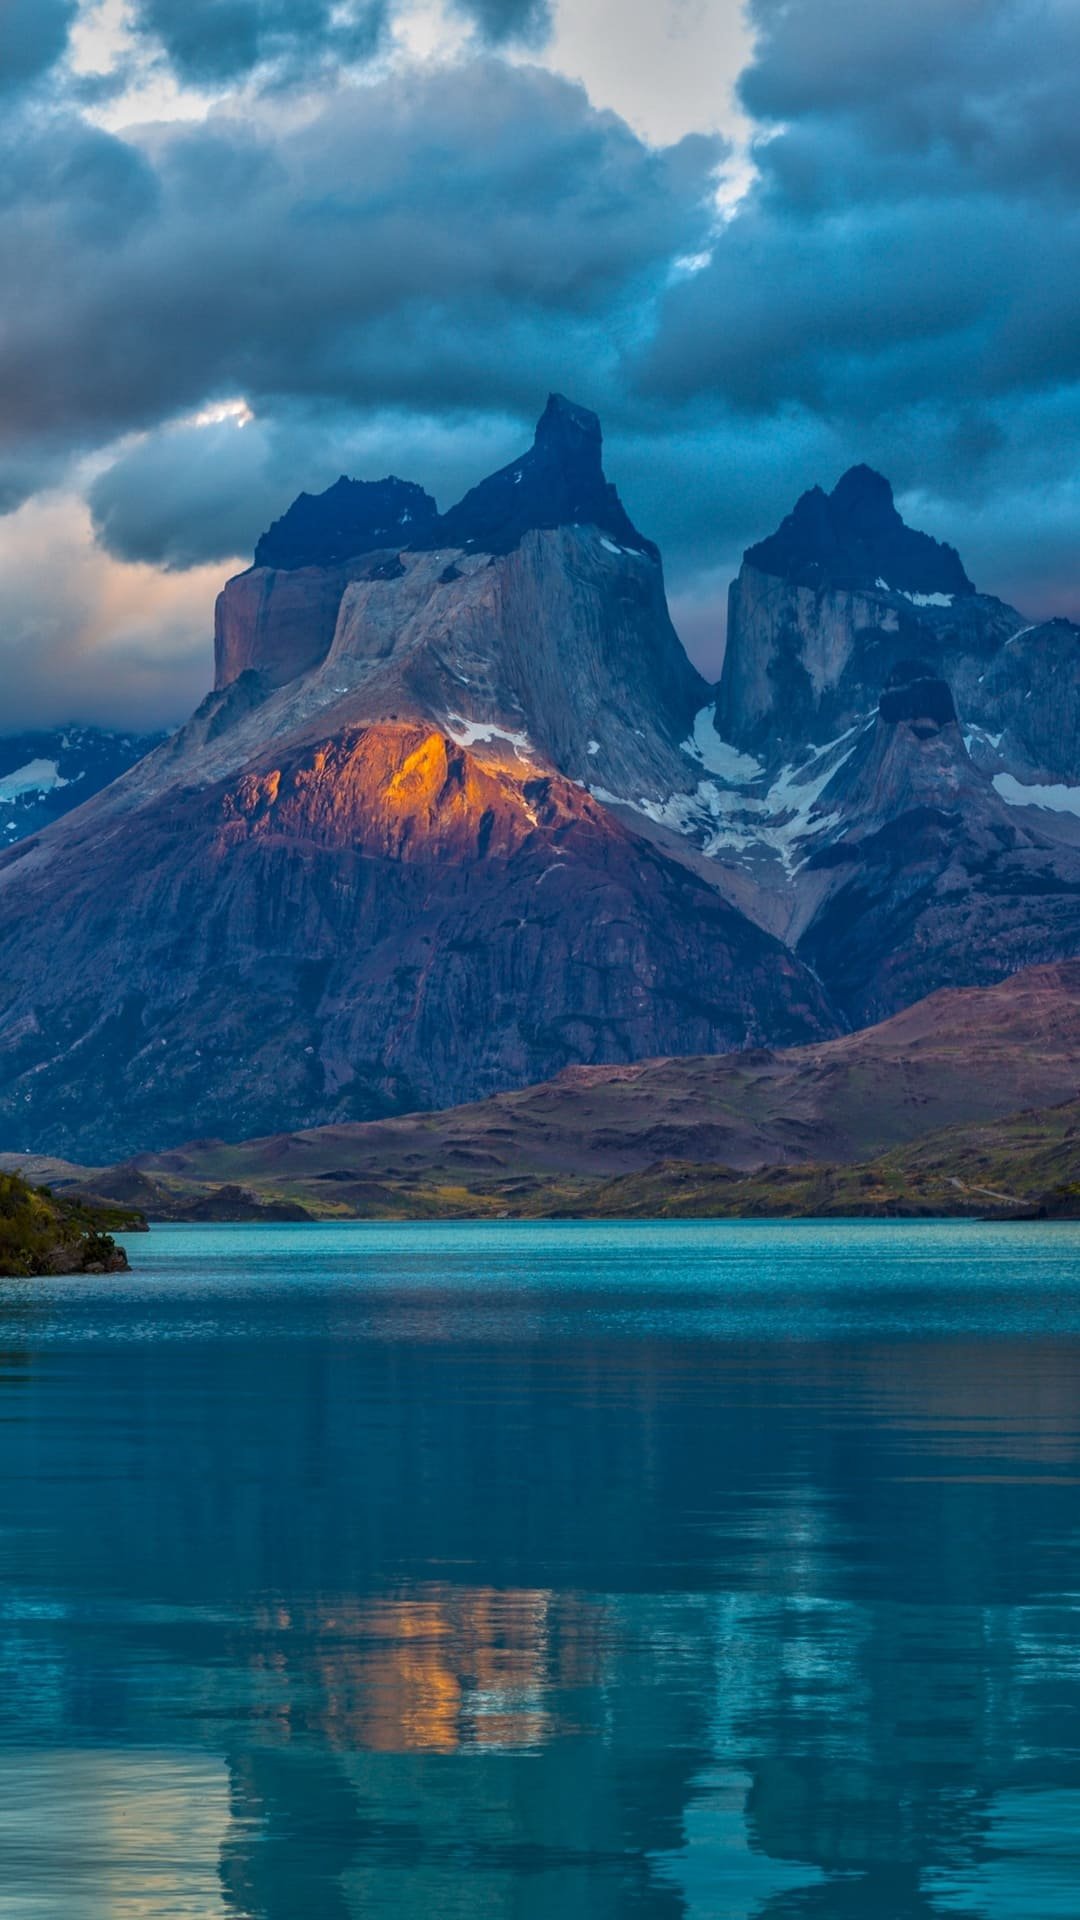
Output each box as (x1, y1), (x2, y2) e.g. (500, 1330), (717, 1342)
(247, 1585), (607, 1755)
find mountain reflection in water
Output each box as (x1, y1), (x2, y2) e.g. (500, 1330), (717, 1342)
(0, 1219), (1078, 1919)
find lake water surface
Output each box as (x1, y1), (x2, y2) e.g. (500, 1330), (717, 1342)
(1, 1219), (1079, 1917)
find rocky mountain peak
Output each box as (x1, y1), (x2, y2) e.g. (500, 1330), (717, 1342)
(254, 474), (438, 571)
(533, 391), (603, 457)
(830, 462), (894, 516)
(422, 393), (657, 560)
(745, 466), (975, 597)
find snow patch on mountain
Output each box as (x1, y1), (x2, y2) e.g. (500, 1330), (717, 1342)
(684, 706), (763, 781)
(875, 579), (954, 608)
(964, 725), (1004, 751)
(993, 773), (1080, 818)
(599, 717), (863, 875)
(445, 715), (535, 759)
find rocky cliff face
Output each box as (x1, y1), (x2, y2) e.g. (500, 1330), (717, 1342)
(207, 399), (706, 801)
(0, 399), (832, 1160)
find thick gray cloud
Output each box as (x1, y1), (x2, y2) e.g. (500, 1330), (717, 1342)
(0, 0), (77, 95)
(85, 405), (526, 568)
(626, 0), (1080, 627)
(124, 0), (550, 82)
(741, 0), (1080, 197)
(0, 62), (719, 485)
(644, 0), (1080, 424)
(126, 0), (388, 83)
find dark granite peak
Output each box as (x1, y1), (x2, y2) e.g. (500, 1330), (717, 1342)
(878, 659), (958, 730)
(746, 466), (975, 598)
(254, 475), (438, 571)
(534, 391), (603, 454)
(419, 393), (657, 560)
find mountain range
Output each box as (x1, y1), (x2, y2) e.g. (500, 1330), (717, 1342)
(0, 395), (1077, 1162)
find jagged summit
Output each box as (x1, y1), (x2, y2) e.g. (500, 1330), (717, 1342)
(416, 392), (657, 559)
(249, 397), (656, 579)
(254, 475), (438, 571)
(746, 465), (974, 598)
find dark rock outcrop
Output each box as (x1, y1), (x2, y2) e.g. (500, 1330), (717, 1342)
(877, 660), (958, 730)
(254, 475), (438, 570)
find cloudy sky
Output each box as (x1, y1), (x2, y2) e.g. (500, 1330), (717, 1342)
(2, 0), (1078, 728)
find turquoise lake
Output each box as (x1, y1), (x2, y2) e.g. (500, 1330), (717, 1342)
(1, 1218), (1079, 1917)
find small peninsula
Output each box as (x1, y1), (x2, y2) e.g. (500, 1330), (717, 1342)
(0, 1169), (141, 1278)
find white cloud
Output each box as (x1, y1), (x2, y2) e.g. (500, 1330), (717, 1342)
(547, 0), (750, 147)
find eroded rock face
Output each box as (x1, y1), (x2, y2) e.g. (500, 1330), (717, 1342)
(717, 471), (1079, 788)
(214, 562), (358, 691)
(717, 564), (908, 759)
(972, 617), (1080, 787)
